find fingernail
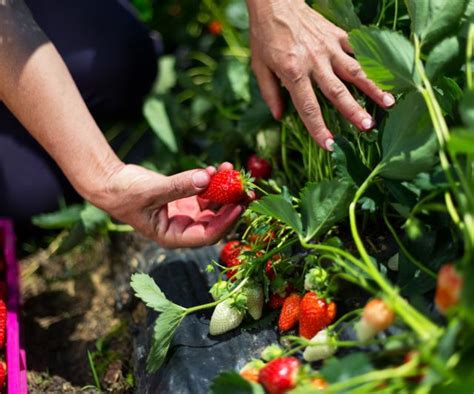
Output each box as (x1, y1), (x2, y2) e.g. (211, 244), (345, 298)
(383, 93), (395, 107)
(361, 118), (375, 130)
(325, 138), (335, 152)
(192, 171), (210, 188)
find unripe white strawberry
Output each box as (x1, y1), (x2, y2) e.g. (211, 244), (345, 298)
(303, 329), (336, 362)
(209, 299), (244, 336)
(244, 283), (264, 320)
(355, 299), (395, 343)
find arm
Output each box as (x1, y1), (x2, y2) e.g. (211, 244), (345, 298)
(246, 0), (395, 150)
(0, 1), (242, 247)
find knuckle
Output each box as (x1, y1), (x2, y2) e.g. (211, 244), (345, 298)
(280, 57), (303, 83)
(347, 63), (363, 79)
(300, 100), (319, 118)
(169, 177), (186, 195)
(328, 82), (347, 100)
(338, 31), (349, 42)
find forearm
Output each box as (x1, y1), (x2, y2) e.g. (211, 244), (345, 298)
(0, 1), (122, 201)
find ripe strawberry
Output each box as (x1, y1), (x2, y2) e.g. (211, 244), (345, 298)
(225, 245), (251, 280)
(278, 293), (301, 332)
(258, 357), (300, 394)
(268, 293), (286, 310)
(0, 300), (6, 348)
(355, 299), (395, 343)
(435, 264), (463, 315)
(220, 240), (242, 265)
(209, 299), (244, 336)
(404, 351), (424, 383)
(0, 361), (6, 388)
(208, 20), (223, 36)
(247, 154), (272, 179)
(299, 292), (336, 339)
(303, 329), (336, 362)
(245, 283), (264, 320)
(200, 169), (252, 205)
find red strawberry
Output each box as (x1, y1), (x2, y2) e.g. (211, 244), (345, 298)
(220, 241), (242, 265)
(208, 20), (223, 36)
(265, 254), (281, 281)
(200, 170), (251, 205)
(435, 264), (463, 314)
(278, 293), (301, 332)
(225, 245), (251, 280)
(299, 292), (336, 339)
(258, 357), (300, 394)
(247, 154), (272, 179)
(226, 258), (240, 280)
(0, 300), (6, 348)
(268, 293), (286, 310)
(0, 361), (5, 388)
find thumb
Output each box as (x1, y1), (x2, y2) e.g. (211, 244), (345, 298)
(163, 169), (210, 202)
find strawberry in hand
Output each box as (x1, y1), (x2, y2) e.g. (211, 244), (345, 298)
(200, 169), (254, 205)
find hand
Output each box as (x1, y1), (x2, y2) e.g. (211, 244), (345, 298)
(91, 162), (243, 248)
(247, 0), (395, 150)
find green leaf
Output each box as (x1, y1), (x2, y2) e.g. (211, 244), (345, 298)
(459, 89), (474, 129)
(143, 97), (178, 153)
(250, 195), (303, 235)
(321, 352), (373, 384)
(226, 59), (250, 102)
(300, 181), (355, 241)
(313, 0), (361, 30)
(377, 91), (438, 180)
(80, 204), (109, 233)
(226, 0), (249, 30)
(210, 372), (265, 394)
(56, 222), (87, 255)
(333, 136), (371, 186)
(426, 36), (461, 80)
(130, 273), (174, 312)
(405, 0), (468, 47)
(147, 305), (185, 373)
(434, 77), (463, 117)
(350, 27), (419, 92)
(448, 128), (474, 154)
(32, 204), (83, 229)
(155, 56), (176, 94)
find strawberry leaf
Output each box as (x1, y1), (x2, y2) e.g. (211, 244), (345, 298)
(321, 352), (373, 384)
(250, 195), (303, 235)
(210, 372), (265, 394)
(300, 181), (355, 242)
(147, 304), (186, 373)
(349, 27), (419, 93)
(32, 204), (83, 229)
(376, 91), (438, 180)
(131, 273), (178, 313)
(312, 0), (361, 31)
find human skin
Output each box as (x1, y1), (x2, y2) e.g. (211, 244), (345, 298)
(246, 0), (396, 151)
(0, 1), (242, 248)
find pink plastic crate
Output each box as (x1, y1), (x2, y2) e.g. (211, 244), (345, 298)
(0, 220), (27, 394)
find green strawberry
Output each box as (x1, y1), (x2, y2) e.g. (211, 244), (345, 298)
(303, 329), (337, 362)
(244, 282), (264, 320)
(209, 299), (244, 336)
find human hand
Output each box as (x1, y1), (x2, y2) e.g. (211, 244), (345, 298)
(247, 0), (395, 150)
(90, 162), (243, 248)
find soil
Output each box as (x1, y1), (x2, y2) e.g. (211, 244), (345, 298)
(20, 233), (147, 393)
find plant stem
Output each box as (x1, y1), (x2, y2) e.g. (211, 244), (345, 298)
(184, 278), (249, 315)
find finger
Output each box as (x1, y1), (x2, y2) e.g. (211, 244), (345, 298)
(338, 31), (353, 54)
(333, 54), (395, 109)
(313, 66), (375, 132)
(217, 162), (234, 171)
(284, 76), (334, 150)
(206, 166), (217, 176)
(253, 61), (284, 120)
(203, 205), (243, 244)
(163, 169), (211, 202)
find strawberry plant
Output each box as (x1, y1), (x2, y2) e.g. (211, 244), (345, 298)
(131, 1), (474, 392)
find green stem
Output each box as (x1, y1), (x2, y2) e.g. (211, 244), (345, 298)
(184, 278), (249, 315)
(392, 0), (399, 30)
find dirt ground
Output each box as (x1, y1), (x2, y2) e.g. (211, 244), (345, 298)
(20, 233), (146, 393)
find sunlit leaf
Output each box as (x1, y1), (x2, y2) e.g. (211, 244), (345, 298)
(313, 0), (361, 30)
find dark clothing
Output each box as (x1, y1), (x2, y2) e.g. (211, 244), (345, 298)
(0, 0), (158, 222)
